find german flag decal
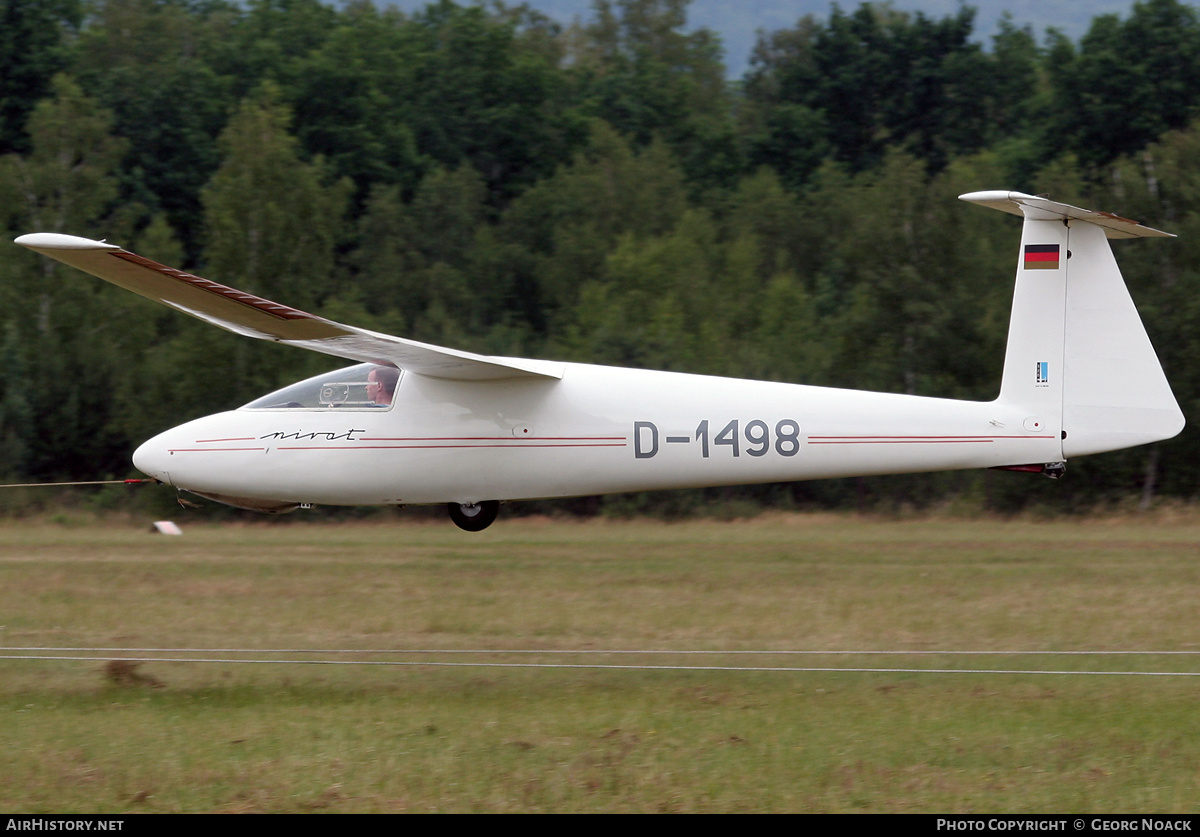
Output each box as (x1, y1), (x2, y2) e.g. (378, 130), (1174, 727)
(1024, 244), (1061, 270)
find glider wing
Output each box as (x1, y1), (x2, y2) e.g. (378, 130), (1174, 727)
(15, 233), (562, 381)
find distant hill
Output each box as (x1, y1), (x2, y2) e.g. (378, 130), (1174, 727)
(376, 0), (1148, 77)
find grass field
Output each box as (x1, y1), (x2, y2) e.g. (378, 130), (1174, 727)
(2, 511), (1200, 812)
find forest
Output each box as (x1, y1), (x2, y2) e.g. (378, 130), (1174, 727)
(2, 0), (1199, 516)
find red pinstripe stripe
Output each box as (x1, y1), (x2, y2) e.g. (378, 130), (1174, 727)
(169, 447), (266, 452)
(277, 443), (627, 450)
(358, 436), (626, 441)
(807, 435), (1055, 445)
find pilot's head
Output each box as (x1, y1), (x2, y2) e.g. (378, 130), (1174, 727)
(367, 366), (400, 406)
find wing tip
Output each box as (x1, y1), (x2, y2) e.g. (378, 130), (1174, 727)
(15, 233), (121, 252)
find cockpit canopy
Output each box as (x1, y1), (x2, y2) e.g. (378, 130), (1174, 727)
(241, 363), (400, 410)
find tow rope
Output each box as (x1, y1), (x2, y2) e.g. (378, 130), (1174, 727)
(0, 478), (157, 488)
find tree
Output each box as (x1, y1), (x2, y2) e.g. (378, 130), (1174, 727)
(352, 165), (488, 345)
(743, 3), (1023, 182)
(156, 84), (356, 416)
(202, 84), (351, 308)
(0, 0), (81, 156)
(0, 75), (135, 479)
(0, 75), (125, 236)
(566, 0), (740, 193)
(1047, 0), (1200, 169)
(497, 121), (689, 336)
(73, 0), (239, 261)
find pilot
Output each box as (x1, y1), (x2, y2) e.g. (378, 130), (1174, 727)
(366, 365), (400, 406)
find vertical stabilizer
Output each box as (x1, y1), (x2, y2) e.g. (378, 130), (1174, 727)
(997, 214), (1070, 433)
(960, 191), (1183, 459)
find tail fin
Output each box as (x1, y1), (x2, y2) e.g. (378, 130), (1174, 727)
(961, 191), (1184, 458)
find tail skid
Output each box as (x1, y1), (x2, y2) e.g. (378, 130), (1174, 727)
(962, 191), (1184, 461)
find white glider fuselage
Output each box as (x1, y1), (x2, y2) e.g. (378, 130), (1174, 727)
(18, 190), (1186, 525)
(133, 362), (1058, 508)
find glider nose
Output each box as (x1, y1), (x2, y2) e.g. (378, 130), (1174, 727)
(133, 434), (172, 485)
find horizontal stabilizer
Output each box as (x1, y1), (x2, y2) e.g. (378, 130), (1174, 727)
(959, 191), (1173, 239)
(15, 233), (562, 382)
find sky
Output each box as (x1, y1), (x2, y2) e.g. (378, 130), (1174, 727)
(376, 1), (1151, 77)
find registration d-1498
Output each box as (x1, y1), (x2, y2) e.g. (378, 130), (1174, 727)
(633, 419), (801, 459)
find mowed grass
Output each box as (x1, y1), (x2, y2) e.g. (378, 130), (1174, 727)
(2, 512), (1200, 812)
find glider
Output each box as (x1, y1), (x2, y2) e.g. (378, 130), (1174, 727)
(15, 191), (1184, 530)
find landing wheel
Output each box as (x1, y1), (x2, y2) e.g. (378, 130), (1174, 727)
(448, 500), (499, 531)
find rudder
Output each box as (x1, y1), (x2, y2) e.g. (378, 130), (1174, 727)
(1060, 220), (1184, 455)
